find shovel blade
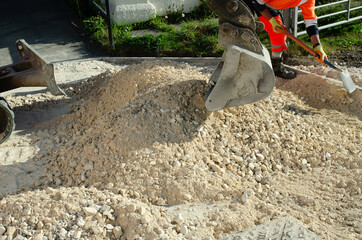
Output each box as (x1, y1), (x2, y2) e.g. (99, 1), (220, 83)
(339, 69), (356, 93)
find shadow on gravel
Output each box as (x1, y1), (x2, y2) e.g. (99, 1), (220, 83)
(0, 74), (211, 199)
(12, 98), (73, 132)
(0, 90), (75, 199)
(275, 71), (362, 120)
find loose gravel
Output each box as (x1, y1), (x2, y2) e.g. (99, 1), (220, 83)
(0, 60), (360, 240)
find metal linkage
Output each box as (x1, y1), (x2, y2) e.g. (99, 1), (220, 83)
(88, 0), (114, 50)
(0, 40), (64, 95)
(288, 0), (362, 36)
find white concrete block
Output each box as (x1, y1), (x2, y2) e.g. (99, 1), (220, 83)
(106, 0), (202, 25)
(151, 0), (201, 16)
(108, 0), (157, 25)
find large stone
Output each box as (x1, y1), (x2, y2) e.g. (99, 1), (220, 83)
(0, 225), (5, 235)
(219, 217), (322, 240)
(151, 0), (201, 15)
(83, 207), (98, 216)
(105, 0), (202, 24)
(108, 0), (156, 25)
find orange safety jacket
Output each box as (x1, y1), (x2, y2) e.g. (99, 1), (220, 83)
(256, 0), (317, 27)
(253, 0), (318, 52)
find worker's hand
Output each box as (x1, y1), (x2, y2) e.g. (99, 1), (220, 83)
(313, 45), (327, 63)
(269, 18), (288, 33)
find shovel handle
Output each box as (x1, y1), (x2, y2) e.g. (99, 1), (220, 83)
(322, 59), (342, 72)
(275, 27), (342, 71)
(275, 27), (317, 56)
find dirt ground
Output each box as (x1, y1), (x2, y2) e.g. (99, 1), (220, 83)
(0, 59), (361, 240)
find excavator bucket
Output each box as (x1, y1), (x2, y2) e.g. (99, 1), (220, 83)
(205, 0), (275, 111)
(0, 39), (64, 144)
(206, 45), (274, 111)
(0, 39), (64, 95)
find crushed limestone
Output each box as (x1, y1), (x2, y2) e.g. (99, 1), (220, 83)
(0, 60), (361, 240)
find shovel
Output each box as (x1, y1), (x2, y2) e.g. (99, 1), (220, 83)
(276, 27), (356, 93)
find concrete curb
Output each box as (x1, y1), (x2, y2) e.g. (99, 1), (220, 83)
(52, 57), (346, 91)
(286, 64), (344, 88)
(52, 57), (347, 90)
(51, 56), (221, 65)
(101, 56), (222, 64)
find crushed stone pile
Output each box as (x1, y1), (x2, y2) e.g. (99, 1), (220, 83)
(0, 61), (361, 240)
(277, 66), (362, 119)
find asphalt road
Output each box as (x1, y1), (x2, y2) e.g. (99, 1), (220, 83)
(0, 0), (92, 66)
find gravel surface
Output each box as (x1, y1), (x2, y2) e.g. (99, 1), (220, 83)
(0, 59), (361, 240)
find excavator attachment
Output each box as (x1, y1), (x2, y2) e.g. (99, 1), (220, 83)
(205, 0), (275, 111)
(0, 39), (64, 143)
(0, 97), (15, 144)
(0, 39), (64, 95)
(206, 45), (274, 111)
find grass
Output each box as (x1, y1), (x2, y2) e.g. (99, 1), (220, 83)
(80, 0), (361, 63)
(286, 20), (361, 56)
(83, 15), (222, 57)
(286, 0), (362, 56)
(82, 0), (220, 56)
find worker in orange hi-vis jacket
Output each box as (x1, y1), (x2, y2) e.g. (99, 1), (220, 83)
(242, 0), (327, 79)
